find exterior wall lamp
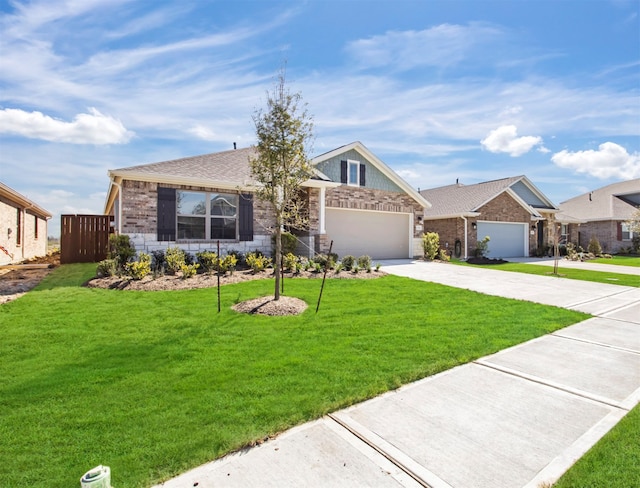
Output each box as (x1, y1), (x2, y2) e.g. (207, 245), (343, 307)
(472, 222), (477, 230)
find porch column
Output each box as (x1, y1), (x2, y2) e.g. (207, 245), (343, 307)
(319, 187), (326, 234)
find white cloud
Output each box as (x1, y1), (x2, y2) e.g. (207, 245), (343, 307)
(0, 107), (134, 144)
(188, 124), (218, 141)
(551, 142), (640, 179)
(480, 125), (543, 157)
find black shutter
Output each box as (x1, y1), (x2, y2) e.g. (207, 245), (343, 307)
(157, 187), (176, 241)
(239, 193), (254, 241)
(340, 160), (347, 184)
(359, 163), (366, 187)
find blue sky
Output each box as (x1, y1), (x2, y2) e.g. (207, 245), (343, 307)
(1, 0), (638, 236)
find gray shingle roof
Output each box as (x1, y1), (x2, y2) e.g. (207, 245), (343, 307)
(559, 178), (640, 221)
(420, 176), (525, 217)
(111, 147), (258, 186)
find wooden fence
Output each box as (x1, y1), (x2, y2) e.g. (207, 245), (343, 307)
(61, 215), (113, 264)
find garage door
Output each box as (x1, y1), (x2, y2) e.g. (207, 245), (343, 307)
(325, 208), (411, 259)
(476, 222), (527, 258)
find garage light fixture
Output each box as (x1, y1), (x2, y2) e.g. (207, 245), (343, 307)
(472, 222), (477, 230)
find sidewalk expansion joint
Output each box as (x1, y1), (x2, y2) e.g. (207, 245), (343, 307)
(473, 360), (629, 411)
(551, 332), (640, 355)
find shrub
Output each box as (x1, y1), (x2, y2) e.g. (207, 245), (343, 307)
(422, 232), (440, 260)
(108, 234), (136, 267)
(314, 253), (338, 270)
(151, 250), (166, 273)
(180, 263), (199, 279)
(226, 249), (245, 266)
(272, 231), (298, 256)
(219, 254), (238, 274)
(375, 263), (381, 272)
(357, 255), (372, 272)
(438, 249), (450, 262)
(341, 255), (355, 271)
(246, 252), (272, 273)
(126, 253), (151, 280)
(96, 258), (118, 277)
(196, 251), (218, 273)
(587, 236), (602, 255)
(473, 236), (490, 258)
(165, 247), (186, 275)
(632, 235), (640, 253)
(283, 253), (298, 272)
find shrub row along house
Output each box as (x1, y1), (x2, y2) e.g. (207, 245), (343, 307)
(103, 142), (639, 260)
(0, 182), (52, 265)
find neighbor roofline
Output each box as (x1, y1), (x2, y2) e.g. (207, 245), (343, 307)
(0, 181), (52, 219)
(422, 212), (481, 221)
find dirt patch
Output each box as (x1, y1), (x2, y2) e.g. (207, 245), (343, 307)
(0, 252), (60, 304)
(232, 295), (308, 316)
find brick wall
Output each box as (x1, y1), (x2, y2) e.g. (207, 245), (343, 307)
(577, 220), (625, 253)
(0, 199), (48, 265)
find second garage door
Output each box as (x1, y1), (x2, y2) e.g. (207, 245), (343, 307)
(476, 221), (527, 258)
(325, 208), (411, 259)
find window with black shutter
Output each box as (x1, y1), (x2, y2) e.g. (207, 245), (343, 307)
(239, 193), (254, 241)
(157, 187), (176, 241)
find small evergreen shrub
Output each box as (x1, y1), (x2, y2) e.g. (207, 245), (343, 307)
(219, 254), (238, 274)
(226, 249), (245, 266)
(587, 236), (602, 255)
(151, 250), (166, 273)
(246, 252), (272, 273)
(283, 253), (298, 272)
(126, 253), (151, 280)
(96, 258), (118, 277)
(473, 236), (491, 258)
(357, 255), (372, 272)
(422, 232), (440, 260)
(108, 234), (136, 267)
(341, 255), (355, 271)
(438, 249), (450, 262)
(272, 232), (298, 255)
(165, 247), (186, 275)
(313, 253), (338, 270)
(180, 263), (199, 279)
(196, 251), (218, 273)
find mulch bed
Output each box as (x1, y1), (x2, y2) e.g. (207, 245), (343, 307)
(466, 257), (508, 265)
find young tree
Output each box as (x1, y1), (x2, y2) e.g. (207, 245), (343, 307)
(250, 71), (314, 300)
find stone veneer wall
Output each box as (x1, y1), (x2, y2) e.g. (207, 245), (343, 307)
(118, 179), (276, 256)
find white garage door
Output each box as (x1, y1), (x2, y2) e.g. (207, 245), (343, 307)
(325, 208), (411, 259)
(476, 222), (527, 258)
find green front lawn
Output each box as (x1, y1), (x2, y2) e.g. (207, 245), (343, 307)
(1, 264), (587, 487)
(456, 261), (640, 287)
(592, 255), (640, 267)
(553, 404), (640, 487)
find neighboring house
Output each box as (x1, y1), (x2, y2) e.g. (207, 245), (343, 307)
(420, 176), (558, 259)
(0, 182), (52, 265)
(558, 178), (640, 253)
(103, 142), (431, 260)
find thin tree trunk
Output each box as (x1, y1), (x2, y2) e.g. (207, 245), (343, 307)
(274, 224), (281, 300)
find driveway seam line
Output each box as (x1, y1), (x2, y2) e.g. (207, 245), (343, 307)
(473, 360), (628, 411)
(550, 332), (640, 355)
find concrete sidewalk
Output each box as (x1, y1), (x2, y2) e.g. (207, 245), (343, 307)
(154, 262), (639, 488)
(508, 256), (640, 277)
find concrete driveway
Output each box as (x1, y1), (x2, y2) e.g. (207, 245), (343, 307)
(154, 261), (639, 488)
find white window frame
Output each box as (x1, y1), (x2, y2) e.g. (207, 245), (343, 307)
(347, 159), (360, 187)
(176, 190), (238, 241)
(621, 223), (635, 241)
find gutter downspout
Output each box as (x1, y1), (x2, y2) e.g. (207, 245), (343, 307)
(461, 215), (468, 260)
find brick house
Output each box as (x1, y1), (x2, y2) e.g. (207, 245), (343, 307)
(419, 176), (558, 259)
(103, 142), (431, 260)
(558, 178), (640, 253)
(0, 182), (52, 265)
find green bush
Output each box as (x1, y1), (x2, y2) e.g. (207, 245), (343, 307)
(314, 253), (338, 270)
(272, 232), (298, 255)
(219, 254), (238, 274)
(108, 234), (136, 267)
(587, 237), (602, 255)
(180, 263), (199, 279)
(196, 251), (218, 273)
(473, 236), (490, 258)
(341, 255), (355, 271)
(439, 249), (450, 262)
(96, 258), (118, 277)
(165, 247), (186, 275)
(283, 253), (298, 272)
(357, 255), (372, 272)
(246, 252), (272, 273)
(422, 232), (440, 260)
(126, 253), (151, 280)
